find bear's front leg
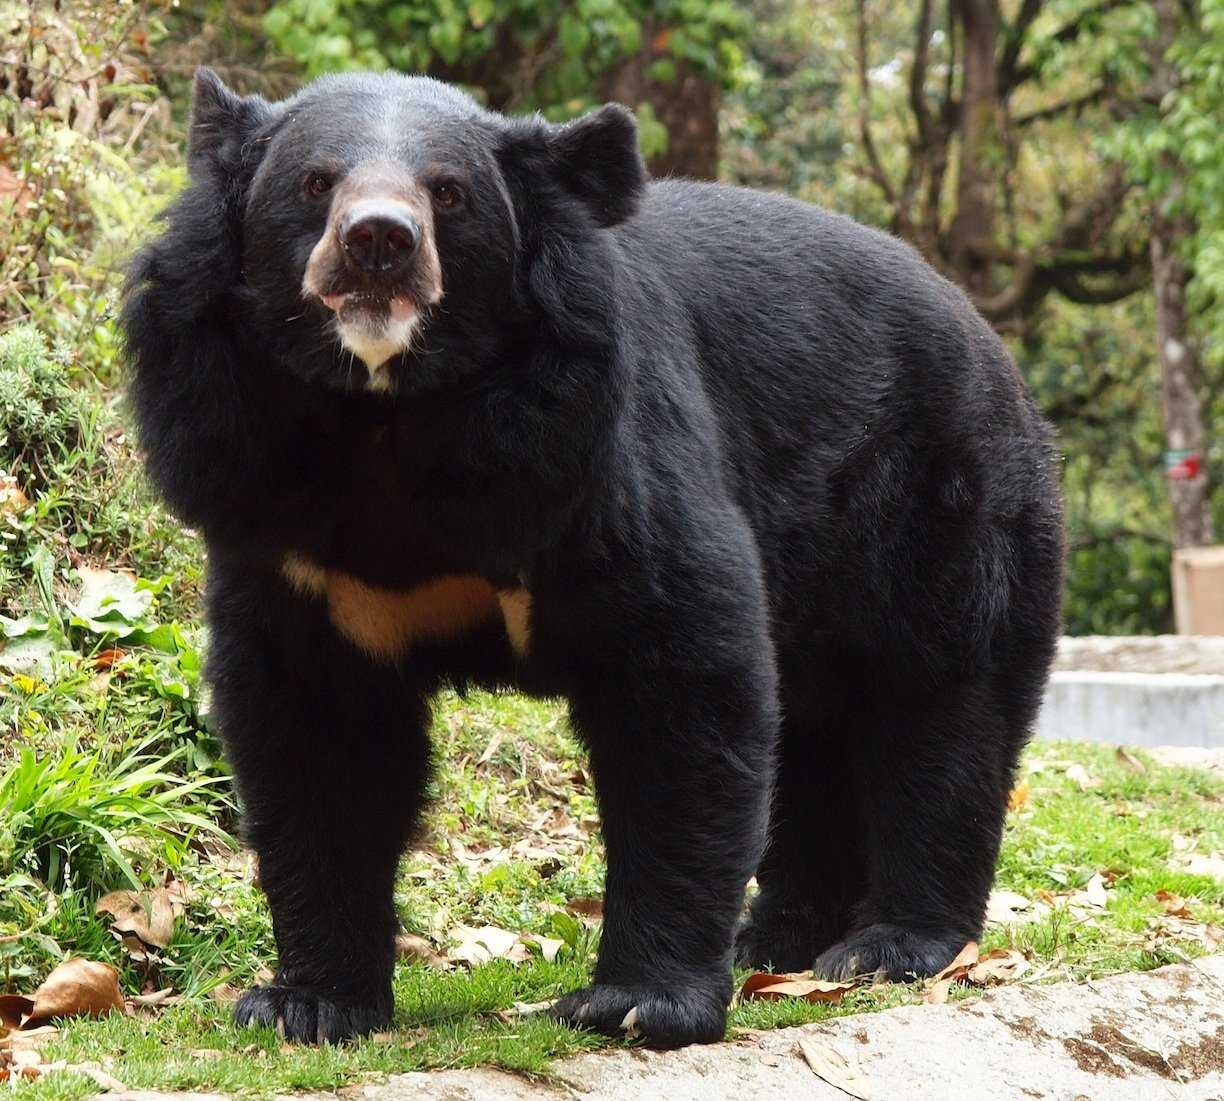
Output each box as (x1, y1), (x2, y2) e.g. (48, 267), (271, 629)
(553, 560), (779, 1047)
(205, 559), (433, 1043)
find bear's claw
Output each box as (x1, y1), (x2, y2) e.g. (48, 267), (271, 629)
(234, 984), (391, 1044)
(551, 981), (727, 1048)
(812, 923), (969, 982)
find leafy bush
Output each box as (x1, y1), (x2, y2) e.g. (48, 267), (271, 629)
(0, 737), (229, 892)
(0, 0), (182, 382)
(0, 326), (91, 491)
(1063, 535), (1173, 636)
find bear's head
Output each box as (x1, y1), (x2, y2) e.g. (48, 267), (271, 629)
(178, 68), (646, 394)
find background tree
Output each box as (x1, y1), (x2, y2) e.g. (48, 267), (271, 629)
(259, 0), (747, 178)
(1117, 0), (1220, 550)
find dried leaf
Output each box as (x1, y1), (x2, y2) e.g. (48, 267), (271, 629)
(522, 933), (565, 963)
(96, 888), (176, 950)
(566, 896), (603, 921)
(924, 977), (955, 1005)
(929, 941), (979, 985)
(740, 972), (856, 1004)
(1064, 763), (1095, 790)
(125, 988), (177, 1014)
(5, 1026), (59, 1050)
(1115, 747), (1146, 773)
(1006, 783), (1030, 811)
(1084, 872), (1109, 909)
(67, 1063), (127, 1091)
(93, 648), (125, 670)
(0, 996), (34, 1032)
(450, 925), (529, 967)
(209, 983), (241, 1005)
(1156, 889), (1192, 918)
(968, 948), (1029, 984)
(798, 1037), (871, 1100)
(477, 731), (503, 765)
(395, 933), (448, 969)
(985, 890), (1032, 924)
(1185, 853), (1224, 880)
(26, 959), (123, 1024)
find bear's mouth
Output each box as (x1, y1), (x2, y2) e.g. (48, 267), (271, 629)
(313, 289), (424, 388)
(320, 292), (417, 325)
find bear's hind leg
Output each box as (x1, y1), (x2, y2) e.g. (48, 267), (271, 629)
(736, 708), (864, 972)
(811, 676), (1016, 982)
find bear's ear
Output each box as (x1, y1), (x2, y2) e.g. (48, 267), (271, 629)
(188, 68), (274, 181)
(544, 104), (647, 228)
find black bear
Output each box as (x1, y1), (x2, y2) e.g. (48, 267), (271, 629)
(122, 69), (1064, 1048)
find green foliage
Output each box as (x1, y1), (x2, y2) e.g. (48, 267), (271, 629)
(0, 327), (90, 492)
(1136, 0), (1224, 353)
(1019, 295), (1177, 635)
(0, 738), (229, 893)
(0, 0), (183, 383)
(721, 0), (844, 193)
(262, 0), (748, 122)
(0, 327), (201, 623)
(1063, 536), (1172, 636)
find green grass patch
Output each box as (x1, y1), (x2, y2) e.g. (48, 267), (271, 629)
(2, 707), (1222, 1098)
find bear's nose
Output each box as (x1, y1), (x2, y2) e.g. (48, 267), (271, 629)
(340, 200), (421, 273)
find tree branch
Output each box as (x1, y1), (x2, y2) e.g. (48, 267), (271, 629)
(1048, 266), (1150, 304)
(909, 0), (935, 149)
(1041, 369), (1119, 424)
(998, 0), (1044, 92)
(1008, 0), (1140, 89)
(1014, 84), (1109, 126)
(854, 0), (897, 205)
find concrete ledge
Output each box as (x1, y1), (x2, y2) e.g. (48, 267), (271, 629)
(1037, 670), (1224, 747)
(106, 958), (1224, 1100)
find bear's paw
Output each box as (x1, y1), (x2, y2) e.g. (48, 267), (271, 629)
(234, 983), (392, 1044)
(551, 981), (727, 1048)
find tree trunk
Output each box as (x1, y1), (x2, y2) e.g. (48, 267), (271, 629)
(946, 0), (1002, 297)
(1151, 210), (1214, 550)
(1150, 0), (1214, 550)
(603, 28), (720, 179)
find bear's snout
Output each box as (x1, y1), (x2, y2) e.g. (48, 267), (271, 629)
(340, 200), (422, 275)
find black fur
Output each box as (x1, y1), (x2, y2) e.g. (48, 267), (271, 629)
(122, 70), (1064, 1047)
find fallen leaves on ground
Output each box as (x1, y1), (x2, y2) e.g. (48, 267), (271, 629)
(449, 925), (563, 967)
(1156, 889), (1193, 918)
(1006, 782), (1030, 811)
(1148, 912), (1224, 952)
(798, 1036), (871, 1099)
(985, 889), (1033, 924)
(395, 933), (449, 969)
(493, 999), (553, 1024)
(0, 958), (124, 1041)
(740, 971), (857, 1005)
(1083, 871), (1109, 909)
(1064, 763), (1096, 791)
(924, 942), (1030, 1004)
(1184, 853), (1224, 880)
(1115, 747), (1146, 773)
(566, 896), (603, 922)
(96, 886), (180, 953)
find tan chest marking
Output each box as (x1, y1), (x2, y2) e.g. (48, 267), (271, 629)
(282, 554), (531, 661)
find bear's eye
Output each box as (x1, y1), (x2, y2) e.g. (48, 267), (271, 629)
(304, 171), (335, 198)
(431, 182), (464, 211)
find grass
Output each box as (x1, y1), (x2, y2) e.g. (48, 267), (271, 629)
(3, 324), (1224, 1098)
(3, 694), (1223, 1099)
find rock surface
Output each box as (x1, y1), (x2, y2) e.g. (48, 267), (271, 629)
(107, 956), (1224, 1101)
